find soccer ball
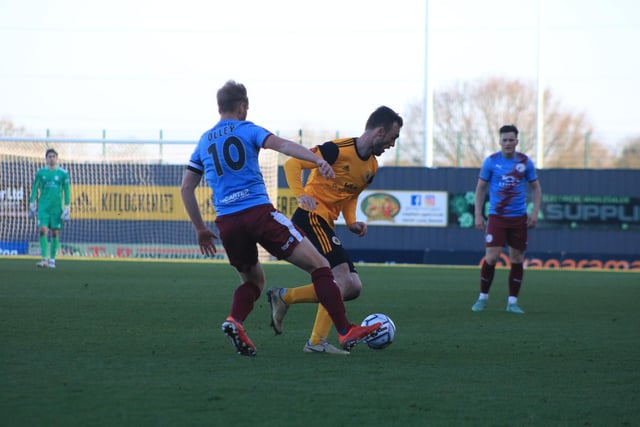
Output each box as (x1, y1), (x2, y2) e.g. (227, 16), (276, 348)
(361, 313), (396, 350)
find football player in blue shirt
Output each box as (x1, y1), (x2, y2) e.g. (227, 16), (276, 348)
(471, 124), (542, 314)
(180, 80), (381, 356)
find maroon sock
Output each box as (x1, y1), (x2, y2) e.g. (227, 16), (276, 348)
(311, 267), (350, 334)
(230, 281), (261, 322)
(480, 261), (495, 294)
(508, 263), (524, 297)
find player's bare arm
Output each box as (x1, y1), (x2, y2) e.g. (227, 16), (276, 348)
(343, 197), (366, 236)
(527, 180), (542, 228)
(283, 157), (320, 211)
(180, 169), (218, 256)
(264, 135), (335, 179)
(474, 179), (488, 230)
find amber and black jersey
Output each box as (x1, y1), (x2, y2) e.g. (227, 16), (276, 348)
(283, 138), (377, 228)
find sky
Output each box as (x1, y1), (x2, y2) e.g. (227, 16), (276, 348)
(1, 0), (639, 155)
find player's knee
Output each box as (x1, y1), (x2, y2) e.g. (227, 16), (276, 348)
(484, 255), (498, 265)
(343, 287), (361, 301)
(341, 276), (362, 301)
(288, 243), (329, 274)
(484, 248), (502, 265)
(310, 252), (331, 270)
(508, 247), (525, 263)
(510, 254), (525, 263)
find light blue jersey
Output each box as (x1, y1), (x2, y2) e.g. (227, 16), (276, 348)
(479, 151), (537, 217)
(187, 119), (273, 216)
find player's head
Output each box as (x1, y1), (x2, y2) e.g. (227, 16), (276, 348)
(45, 148), (58, 166)
(217, 80), (249, 120)
(366, 106), (403, 133)
(499, 124), (519, 137)
(365, 106), (404, 156)
(499, 124), (519, 158)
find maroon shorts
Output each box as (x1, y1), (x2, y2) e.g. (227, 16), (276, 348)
(484, 214), (528, 250)
(215, 204), (305, 273)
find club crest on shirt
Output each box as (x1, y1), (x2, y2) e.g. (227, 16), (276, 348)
(516, 163), (526, 173)
(332, 236), (342, 246)
(364, 171), (372, 182)
(485, 234), (494, 243)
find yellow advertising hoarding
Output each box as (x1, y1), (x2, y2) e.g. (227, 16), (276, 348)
(275, 189), (299, 218)
(70, 185), (216, 221)
(68, 186), (447, 226)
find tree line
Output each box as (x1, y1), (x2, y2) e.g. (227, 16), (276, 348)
(394, 77), (639, 169)
(3, 77), (639, 169)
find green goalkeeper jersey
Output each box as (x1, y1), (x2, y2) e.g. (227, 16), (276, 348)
(30, 167), (71, 210)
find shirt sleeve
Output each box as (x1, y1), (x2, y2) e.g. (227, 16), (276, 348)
(525, 158), (538, 182)
(283, 157), (316, 198)
(283, 147), (322, 198)
(478, 157), (492, 182)
(63, 171), (71, 206)
(342, 197), (358, 225)
(29, 170), (41, 203)
(187, 147), (204, 175)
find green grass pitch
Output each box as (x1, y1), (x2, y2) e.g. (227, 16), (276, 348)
(1, 258), (639, 426)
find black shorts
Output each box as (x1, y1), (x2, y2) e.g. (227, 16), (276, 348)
(291, 208), (356, 273)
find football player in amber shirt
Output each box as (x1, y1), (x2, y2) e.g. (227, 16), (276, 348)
(267, 106), (403, 354)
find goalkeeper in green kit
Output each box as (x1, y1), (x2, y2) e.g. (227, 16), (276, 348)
(29, 148), (71, 268)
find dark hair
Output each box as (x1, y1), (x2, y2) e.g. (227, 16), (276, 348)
(217, 80), (249, 113)
(45, 148), (58, 157)
(365, 106), (403, 133)
(499, 124), (519, 136)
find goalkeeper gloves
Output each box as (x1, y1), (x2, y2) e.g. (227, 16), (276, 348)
(29, 203), (36, 218)
(61, 206), (70, 221)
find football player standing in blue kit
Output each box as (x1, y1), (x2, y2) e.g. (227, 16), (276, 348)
(471, 125), (542, 314)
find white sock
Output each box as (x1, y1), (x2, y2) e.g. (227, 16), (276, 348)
(478, 293), (489, 300)
(508, 296), (518, 304)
